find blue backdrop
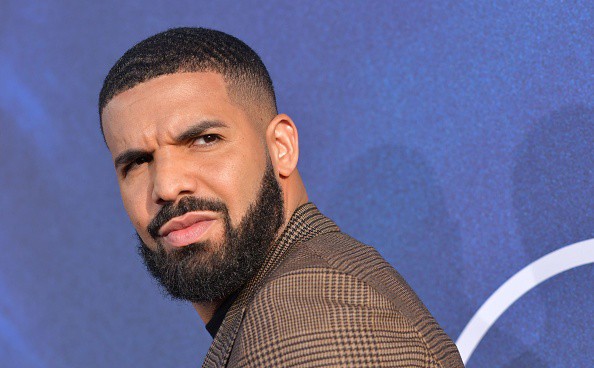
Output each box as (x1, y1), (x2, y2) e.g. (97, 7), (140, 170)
(1, 1), (593, 367)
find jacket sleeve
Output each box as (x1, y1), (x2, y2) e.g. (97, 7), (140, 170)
(229, 268), (461, 367)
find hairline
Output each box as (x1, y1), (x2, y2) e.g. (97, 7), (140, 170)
(99, 69), (276, 141)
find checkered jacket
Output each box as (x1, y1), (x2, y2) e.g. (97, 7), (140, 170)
(202, 203), (464, 367)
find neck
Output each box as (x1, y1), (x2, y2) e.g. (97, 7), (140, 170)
(282, 170), (309, 222)
(193, 300), (222, 324)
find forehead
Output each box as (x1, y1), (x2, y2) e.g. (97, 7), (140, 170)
(101, 72), (249, 152)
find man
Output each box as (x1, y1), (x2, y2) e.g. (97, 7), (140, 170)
(99, 27), (464, 367)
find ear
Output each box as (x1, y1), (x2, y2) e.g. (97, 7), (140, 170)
(266, 114), (299, 178)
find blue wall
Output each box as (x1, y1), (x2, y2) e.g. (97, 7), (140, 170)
(1, 1), (592, 366)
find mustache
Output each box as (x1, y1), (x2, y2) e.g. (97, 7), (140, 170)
(147, 196), (228, 239)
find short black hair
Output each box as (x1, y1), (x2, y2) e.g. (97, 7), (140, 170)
(99, 27), (277, 133)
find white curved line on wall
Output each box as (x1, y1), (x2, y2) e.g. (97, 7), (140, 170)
(455, 239), (594, 364)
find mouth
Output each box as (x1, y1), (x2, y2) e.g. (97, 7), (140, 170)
(158, 212), (218, 248)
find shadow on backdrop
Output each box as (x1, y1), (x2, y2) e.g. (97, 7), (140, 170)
(323, 144), (470, 339)
(471, 106), (594, 367)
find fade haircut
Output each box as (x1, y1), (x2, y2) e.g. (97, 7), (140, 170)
(98, 27), (277, 134)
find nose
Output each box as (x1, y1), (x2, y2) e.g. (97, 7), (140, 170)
(150, 152), (196, 204)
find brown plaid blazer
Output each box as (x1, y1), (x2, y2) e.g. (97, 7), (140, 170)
(202, 203), (464, 367)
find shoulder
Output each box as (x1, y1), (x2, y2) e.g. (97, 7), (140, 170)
(231, 232), (463, 367)
(268, 231), (423, 318)
(236, 262), (436, 367)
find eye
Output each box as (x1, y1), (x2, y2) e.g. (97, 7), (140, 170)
(193, 134), (221, 146)
(122, 155), (152, 176)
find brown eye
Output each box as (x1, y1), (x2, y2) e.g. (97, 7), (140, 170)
(193, 134), (220, 146)
(123, 155), (151, 176)
(134, 156), (151, 166)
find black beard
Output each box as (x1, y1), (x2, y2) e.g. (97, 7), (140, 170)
(137, 160), (284, 303)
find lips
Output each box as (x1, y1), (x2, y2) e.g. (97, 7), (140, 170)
(158, 212), (217, 248)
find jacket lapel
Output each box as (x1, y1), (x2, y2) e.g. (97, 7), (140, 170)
(202, 203), (340, 367)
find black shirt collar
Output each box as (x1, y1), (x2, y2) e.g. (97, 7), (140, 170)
(205, 290), (240, 338)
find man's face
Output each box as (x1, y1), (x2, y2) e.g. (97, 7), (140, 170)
(102, 72), (284, 302)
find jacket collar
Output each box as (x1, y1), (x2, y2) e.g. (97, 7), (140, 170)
(202, 202), (339, 367)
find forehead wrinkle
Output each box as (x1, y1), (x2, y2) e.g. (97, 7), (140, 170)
(107, 103), (191, 156)
(105, 71), (270, 155)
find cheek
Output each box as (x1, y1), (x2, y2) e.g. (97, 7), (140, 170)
(200, 149), (266, 224)
(119, 182), (152, 233)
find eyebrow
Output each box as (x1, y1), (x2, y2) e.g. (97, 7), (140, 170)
(174, 120), (229, 143)
(113, 120), (229, 169)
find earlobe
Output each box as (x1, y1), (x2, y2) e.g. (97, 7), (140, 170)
(266, 114), (299, 178)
